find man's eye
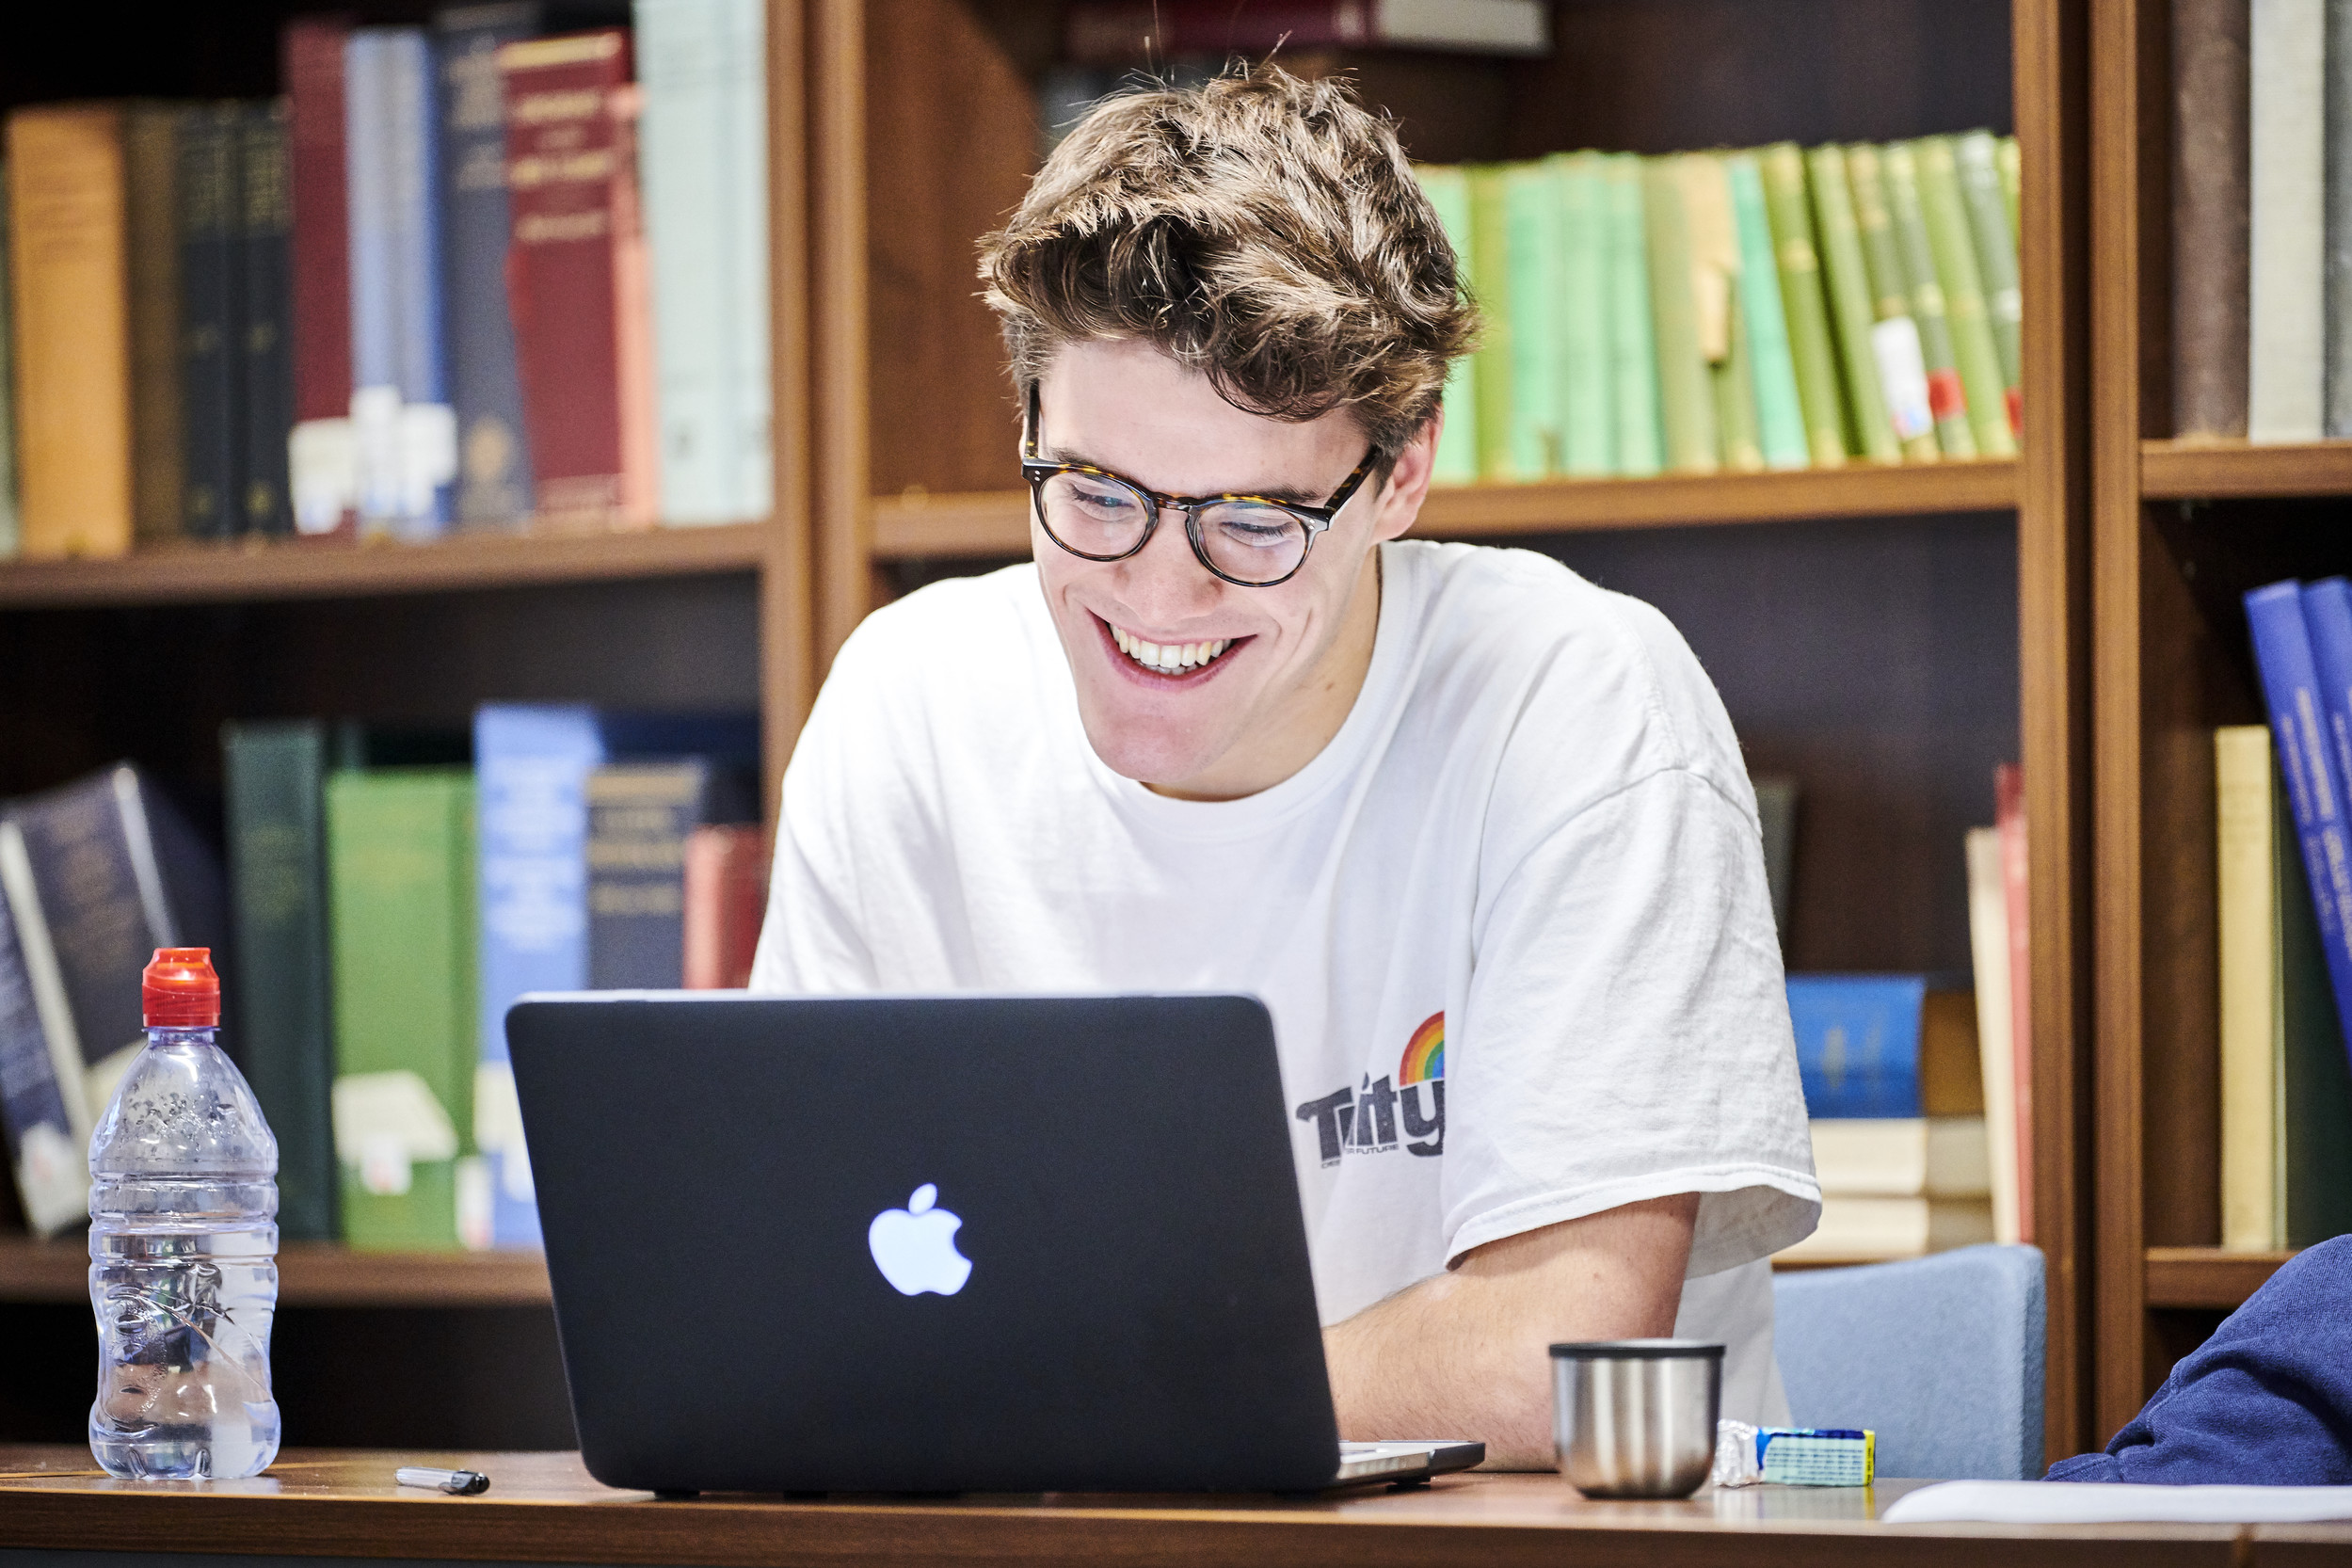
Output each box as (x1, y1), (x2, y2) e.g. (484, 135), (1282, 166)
(1071, 485), (1135, 516)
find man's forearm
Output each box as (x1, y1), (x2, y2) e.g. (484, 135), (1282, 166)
(1321, 1193), (1700, 1469)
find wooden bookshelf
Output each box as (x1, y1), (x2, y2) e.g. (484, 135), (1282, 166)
(2140, 439), (2352, 500)
(0, 1237), (550, 1307)
(2142, 1247), (2296, 1311)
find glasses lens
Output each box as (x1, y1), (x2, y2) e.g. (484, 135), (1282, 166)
(1195, 503), (1311, 584)
(1038, 471), (1155, 559)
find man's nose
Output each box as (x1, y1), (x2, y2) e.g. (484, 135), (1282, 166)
(1112, 504), (1223, 616)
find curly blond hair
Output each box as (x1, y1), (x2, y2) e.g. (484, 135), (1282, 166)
(977, 62), (1478, 456)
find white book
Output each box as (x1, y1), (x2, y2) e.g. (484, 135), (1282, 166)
(1965, 826), (2023, 1243)
(1809, 1117), (1992, 1199)
(1775, 1194), (1996, 1264)
(638, 0), (774, 525)
(2249, 0), (2328, 441)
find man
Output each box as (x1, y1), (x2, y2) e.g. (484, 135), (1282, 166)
(751, 64), (1817, 1469)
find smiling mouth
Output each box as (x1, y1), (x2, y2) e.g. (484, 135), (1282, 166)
(1104, 618), (1241, 677)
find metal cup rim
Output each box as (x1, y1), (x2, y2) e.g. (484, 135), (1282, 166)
(1548, 1338), (1725, 1360)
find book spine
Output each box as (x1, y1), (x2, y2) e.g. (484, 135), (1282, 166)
(122, 104), (186, 544)
(1964, 826), (2024, 1244)
(474, 703), (609, 1247)
(586, 761), (706, 989)
(1603, 153), (1663, 476)
(2246, 579), (2352, 1080)
(437, 5), (540, 528)
(1845, 143), (1941, 460)
(388, 29), (455, 536)
(286, 17), (357, 533)
(1757, 142), (1847, 467)
(1915, 136), (2018, 457)
(223, 721), (337, 1241)
(610, 85), (660, 527)
(347, 32), (400, 531)
(2173, 0), (2251, 440)
(1993, 761), (2034, 1243)
(1413, 165), (1479, 484)
(1554, 152), (1615, 475)
(1999, 136), (2022, 236)
(1682, 154), (1760, 472)
(179, 103), (246, 541)
(5, 105), (135, 560)
(1805, 143), (1898, 464)
(1500, 160), (1561, 479)
(2329, 0), (2352, 434)
(1062, 0), (1547, 60)
(682, 824), (768, 989)
(1955, 130), (2024, 437)
(0, 166), (14, 561)
(2215, 725), (2282, 1251)
(2248, 0), (2327, 441)
(1785, 975), (1929, 1118)
(640, 0), (773, 523)
(1726, 152), (1809, 471)
(0, 834), (90, 1237)
(1642, 156), (1717, 474)
(327, 769), (479, 1251)
(1466, 165), (1515, 481)
(241, 101), (295, 536)
(1882, 141), (1978, 458)
(503, 30), (638, 526)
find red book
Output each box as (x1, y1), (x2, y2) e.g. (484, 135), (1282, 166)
(283, 16), (356, 535)
(1994, 763), (2034, 1243)
(682, 825), (770, 990)
(499, 30), (657, 529)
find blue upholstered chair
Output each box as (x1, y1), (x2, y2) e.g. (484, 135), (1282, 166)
(1771, 1243), (2046, 1480)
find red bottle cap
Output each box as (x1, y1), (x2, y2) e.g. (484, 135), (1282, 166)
(142, 947), (220, 1028)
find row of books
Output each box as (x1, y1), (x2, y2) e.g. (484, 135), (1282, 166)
(0, 711), (773, 1250)
(0, 0), (770, 566)
(1414, 134), (2023, 487)
(2228, 579), (2352, 1248)
(2172, 0), (2352, 442)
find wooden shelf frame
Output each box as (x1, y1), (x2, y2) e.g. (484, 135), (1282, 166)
(2140, 438), (2352, 500)
(2143, 1247), (2296, 1310)
(0, 1237), (550, 1307)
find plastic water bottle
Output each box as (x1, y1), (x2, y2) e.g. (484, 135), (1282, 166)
(88, 948), (280, 1480)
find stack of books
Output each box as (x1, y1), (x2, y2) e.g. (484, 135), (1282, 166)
(0, 0), (771, 563)
(0, 715), (772, 1253)
(1414, 135), (2022, 486)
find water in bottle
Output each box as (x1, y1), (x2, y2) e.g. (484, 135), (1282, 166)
(88, 947), (280, 1480)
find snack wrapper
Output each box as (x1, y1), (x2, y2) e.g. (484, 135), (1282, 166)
(1712, 1421), (1877, 1487)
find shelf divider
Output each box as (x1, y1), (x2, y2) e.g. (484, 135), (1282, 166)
(2139, 439), (2352, 500)
(2142, 1246), (2296, 1309)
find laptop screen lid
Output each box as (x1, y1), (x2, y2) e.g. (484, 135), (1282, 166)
(506, 992), (1342, 1494)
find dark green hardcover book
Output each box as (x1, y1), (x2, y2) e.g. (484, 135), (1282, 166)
(1758, 142), (1848, 467)
(1642, 156), (1718, 474)
(326, 768), (479, 1251)
(240, 102), (294, 536)
(223, 721), (337, 1241)
(1882, 140), (1978, 458)
(1846, 143), (1942, 461)
(123, 104), (185, 547)
(1805, 142), (1900, 464)
(2278, 776), (2352, 1245)
(177, 103), (245, 540)
(1913, 135), (2018, 458)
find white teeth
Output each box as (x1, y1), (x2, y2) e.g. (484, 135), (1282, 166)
(1109, 624), (1234, 674)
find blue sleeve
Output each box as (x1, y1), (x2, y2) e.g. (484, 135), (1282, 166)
(2044, 1235), (2352, 1483)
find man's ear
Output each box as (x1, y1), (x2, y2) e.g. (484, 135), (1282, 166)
(1370, 407), (1443, 544)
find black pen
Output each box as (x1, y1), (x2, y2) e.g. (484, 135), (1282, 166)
(395, 1466), (490, 1496)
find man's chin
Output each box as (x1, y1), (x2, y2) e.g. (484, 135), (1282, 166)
(1076, 709), (1236, 793)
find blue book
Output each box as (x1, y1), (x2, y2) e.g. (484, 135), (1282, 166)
(347, 27), (454, 538)
(476, 706), (760, 1244)
(2281, 577), (2352, 1073)
(1784, 974), (1928, 1118)
(436, 4), (539, 528)
(637, 0), (773, 524)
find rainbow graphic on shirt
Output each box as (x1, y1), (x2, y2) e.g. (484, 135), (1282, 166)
(1400, 1012), (1445, 1085)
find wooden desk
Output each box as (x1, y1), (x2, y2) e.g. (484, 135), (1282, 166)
(0, 1448), (2332, 1568)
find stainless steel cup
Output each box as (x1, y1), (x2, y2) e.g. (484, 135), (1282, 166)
(1549, 1339), (1723, 1498)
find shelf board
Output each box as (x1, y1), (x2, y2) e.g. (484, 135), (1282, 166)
(2143, 1245), (2296, 1309)
(868, 460), (2019, 560)
(2140, 438), (2352, 500)
(0, 520), (774, 610)
(0, 1236), (550, 1307)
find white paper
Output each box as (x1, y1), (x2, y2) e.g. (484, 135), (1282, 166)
(1882, 1480), (2352, 1524)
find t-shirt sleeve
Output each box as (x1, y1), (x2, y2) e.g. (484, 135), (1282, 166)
(1441, 763), (1820, 1276)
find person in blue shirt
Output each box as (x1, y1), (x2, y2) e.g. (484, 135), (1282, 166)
(2048, 1234), (2352, 1482)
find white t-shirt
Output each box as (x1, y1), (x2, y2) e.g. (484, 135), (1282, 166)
(751, 538), (1819, 1425)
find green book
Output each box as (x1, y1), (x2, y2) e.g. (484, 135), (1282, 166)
(1954, 129), (2024, 439)
(1997, 136), (2022, 248)
(1554, 152), (1614, 476)
(1501, 160), (1562, 479)
(1603, 152), (1663, 476)
(1414, 164), (1479, 485)
(1468, 165), (1516, 481)
(1882, 141), (1978, 458)
(1726, 152), (1810, 470)
(1641, 156), (1718, 474)
(2276, 779), (2352, 1246)
(327, 767), (480, 1252)
(1805, 142), (1900, 463)
(1682, 154), (1762, 472)
(1757, 143), (1847, 467)
(1846, 144), (1942, 461)
(224, 721), (338, 1242)
(1913, 135), (2017, 457)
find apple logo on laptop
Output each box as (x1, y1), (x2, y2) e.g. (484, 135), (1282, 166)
(867, 1183), (973, 1297)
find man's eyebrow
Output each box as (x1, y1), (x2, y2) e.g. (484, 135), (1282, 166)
(1042, 445), (1331, 505)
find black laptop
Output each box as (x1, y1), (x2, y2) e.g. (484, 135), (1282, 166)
(505, 992), (1484, 1495)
